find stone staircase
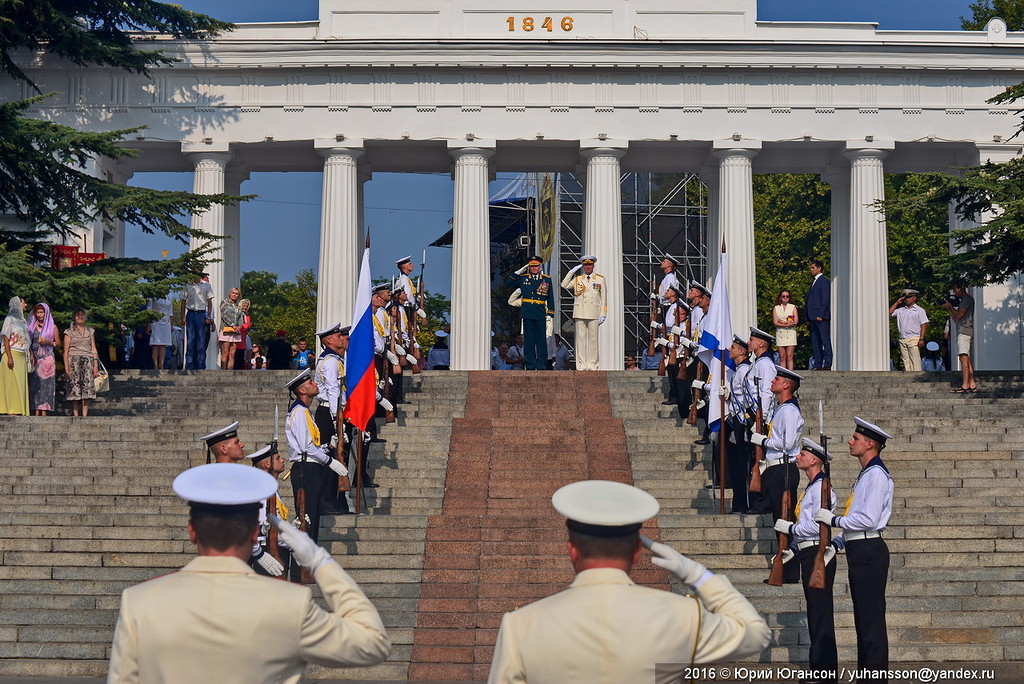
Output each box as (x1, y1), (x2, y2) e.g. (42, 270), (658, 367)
(0, 369), (466, 680)
(608, 369), (1024, 666)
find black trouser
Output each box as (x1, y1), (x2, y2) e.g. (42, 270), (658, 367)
(725, 418), (751, 512)
(345, 421), (375, 486)
(847, 537), (890, 680)
(798, 545), (838, 683)
(291, 460), (324, 542)
(313, 405), (349, 509)
(761, 461), (800, 582)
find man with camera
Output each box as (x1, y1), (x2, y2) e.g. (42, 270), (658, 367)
(941, 282), (976, 393)
(888, 289), (929, 371)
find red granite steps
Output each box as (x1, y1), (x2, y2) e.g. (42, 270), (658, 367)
(409, 371), (668, 681)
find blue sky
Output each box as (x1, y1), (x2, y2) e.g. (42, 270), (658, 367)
(126, 0), (979, 296)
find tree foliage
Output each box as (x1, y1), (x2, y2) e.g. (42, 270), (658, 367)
(241, 270), (318, 349)
(961, 0), (1024, 30)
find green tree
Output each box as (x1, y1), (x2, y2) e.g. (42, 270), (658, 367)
(241, 270), (317, 349)
(961, 0), (1024, 30)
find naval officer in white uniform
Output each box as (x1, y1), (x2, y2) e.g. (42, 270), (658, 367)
(560, 255), (607, 370)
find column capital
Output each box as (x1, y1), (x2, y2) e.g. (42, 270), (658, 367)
(974, 142), (1023, 165)
(712, 139), (761, 160)
(224, 164), (249, 185)
(579, 140), (628, 160)
(181, 141), (231, 158)
(315, 138), (365, 157)
(844, 140), (895, 161)
(448, 141), (495, 160)
(820, 164), (850, 187)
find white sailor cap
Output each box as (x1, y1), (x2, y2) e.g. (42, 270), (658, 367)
(774, 365), (804, 383)
(285, 368), (312, 393)
(853, 417), (893, 446)
(689, 280), (711, 298)
(552, 480), (659, 538)
(926, 341), (939, 352)
(732, 335), (749, 349)
(901, 288), (920, 296)
(198, 421), (240, 447)
(371, 283), (391, 295)
(173, 463), (277, 512)
(316, 322), (348, 338)
(801, 438), (832, 462)
(661, 255), (678, 265)
(580, 255), (597, 264)
(248, 442), (278, 465)
(396, 255), (412, 266)
(749, 326), (776, 344)
(435, 330), (448, 338)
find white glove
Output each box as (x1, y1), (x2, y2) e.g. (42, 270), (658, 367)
(641, 535), (712, 589)
(379, 396), (394, 411)
(650, 319), (661, 330)
(649, 292), (659, 301)
(270, 516), (332, 572)
(329, 434), (339, 449)
(685, 355), (696, 367)
(327, 458), (348, 477)
(695, 399), (706, 410)
(781, 549), (795, 564)
(774, 519), (794, 536)
(749, 432), (767, 447)
(718, 384), (731, 400)
(416, 308), (427, 319)
(569, 264), (582, 274)
(687, 339), (700, 351)
(655, 337), (669, 348)
(813, 509), (836, 527)
(395, 344), (407, 356)
(670, 325), (684, 336)
(599, 316), (606, 325)
(406, 353), (417, 365)
(824, 545), (837, 565)
(386, 350), (400, 365)
(253, 547), (284, 576)
(515, 264), (528, 275)
(690, 379), (703, 390)
(343, 429), (351, 445)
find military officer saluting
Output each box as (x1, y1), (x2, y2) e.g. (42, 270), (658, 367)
(488, 480), (770, 683)
(504, 255), (555, 371)
(285, 369), (349, 542)
(776, 439), (840, 683)
(107, 463), (390, 682)
(749, 365), (804, 584)
(560, 255), (607, 371)
(814, 418), (895, 682)
(199, 422), (245, 465)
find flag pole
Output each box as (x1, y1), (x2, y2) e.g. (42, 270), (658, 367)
(719, 237), (727, 514)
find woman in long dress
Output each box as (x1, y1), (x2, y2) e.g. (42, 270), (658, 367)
(28, 303), (60, 415)
(147, 295), (173, 371)
(63, 307), (99, 416)
(772, 289), (799, 371)
(0, 296), (30, 415)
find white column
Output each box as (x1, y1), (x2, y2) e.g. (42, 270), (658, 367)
(581, 143), (627, 370)
(822, 166), (851, 370)
(699, 168), (721, 283)
(449, 143), (494, 370)
(713, 141), (761, 333)
(223, 167), (248, 296)
(844, 143), (893, 371)
(314, 140), (364, 333)
(183, 142), (231, 371)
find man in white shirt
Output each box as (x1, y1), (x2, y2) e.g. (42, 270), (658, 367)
(888, 288), (929, 371)
(181, 271), (214, 370)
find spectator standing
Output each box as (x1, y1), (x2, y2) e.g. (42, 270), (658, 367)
(218, 287), (245, 371)
(942, 282), (976, 393)
(506, 334), (526, 370)
(28, 303), (60, 415)
(625, 356), (640, 371)
(249, 342), (266, 370)
(426, 330), (450, 370)
(234, 299), (252, 370)
(921, 341), (944, 372)
(181, 271), (214, 370)
(63, 307), (99, 416)
(293, 339), (313, 371)
(267, 330), (293, 370)
(806, 260), (832, 371)
(772, 290), (799, 370)
(147, 295), (173, 371)
(888, 289), (929, 371)
(0, 296), (30, 416)
(493, 343), (513, 370)
(552, 334), (571, 370)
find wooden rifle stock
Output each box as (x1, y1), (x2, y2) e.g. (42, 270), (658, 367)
(808, 458), (832, 590)
(336, 419), (351, 494)
(767, 488), (792, 586)
(667, 305), (679, 367)
(749, 405), (765, 493)
(687, 360), (704, 425)
(406, 304), (421, 374)
(647, 281), (658, 358)
(676, 316), (691, 381)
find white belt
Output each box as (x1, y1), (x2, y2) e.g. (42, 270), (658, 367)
(845, 530), (882, 541)
(764, 457), (793, 468)
(796, 539), (819, 550)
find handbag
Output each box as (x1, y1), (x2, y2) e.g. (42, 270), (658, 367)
(222, 326), (237, 335)
(94, 358), (110, 393)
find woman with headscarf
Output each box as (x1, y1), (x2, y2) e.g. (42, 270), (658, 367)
(28, 302), (60, 415)
(0, 296), (30, 415)
(63, 307), (99, 416)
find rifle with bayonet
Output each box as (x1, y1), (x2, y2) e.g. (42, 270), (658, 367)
(409, 250), (427, 373)
(676, 311), (691, 381)
(809, 400), (832, 590)
(767, 447), (793, 586)
(648, 278), (659, 363)
(749, 375), (765, 494)
(265, 406), (286, 580)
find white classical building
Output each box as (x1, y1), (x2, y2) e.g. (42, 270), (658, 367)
(6, 0), (1024, 370)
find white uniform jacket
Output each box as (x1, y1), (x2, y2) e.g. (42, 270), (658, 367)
(314, 350), (345, 420)
(560, 271), (608, 320)
(107, 557), (390, 684)
(488, 568), (770, 684)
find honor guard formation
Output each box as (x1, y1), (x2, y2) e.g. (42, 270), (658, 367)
(104, 246), (903, 684)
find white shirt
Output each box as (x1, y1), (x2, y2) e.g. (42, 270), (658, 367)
(553, 345), (571, 370)
(183, 281), (214, 312)
(792, 475), (837, 543)
(764, 399), (804, 462)
(314, 351), (345, 420)
(892, 304), (929, 339)
(285, 401), (331, 465)
(371, 307), (389, 355)
(658, 271), (681, 305)
(728, 360), (755, 422)
(833, 459), (894, 538)
(751, 353), (777, 415)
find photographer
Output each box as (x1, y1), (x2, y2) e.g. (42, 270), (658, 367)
(940, 282), (976, 393)
(888, 289), (929, 371)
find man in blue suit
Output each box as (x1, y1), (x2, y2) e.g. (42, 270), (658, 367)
(806, 260), (832, 370)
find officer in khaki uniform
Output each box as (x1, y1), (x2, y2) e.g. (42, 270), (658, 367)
(488, 481), (771, 684)
(107, 463), (390, 683)
(560, 255), (607, 371)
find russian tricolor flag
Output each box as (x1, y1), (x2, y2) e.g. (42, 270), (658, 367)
(697, 250), (737, 433)
(344, 247), (376, 432)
